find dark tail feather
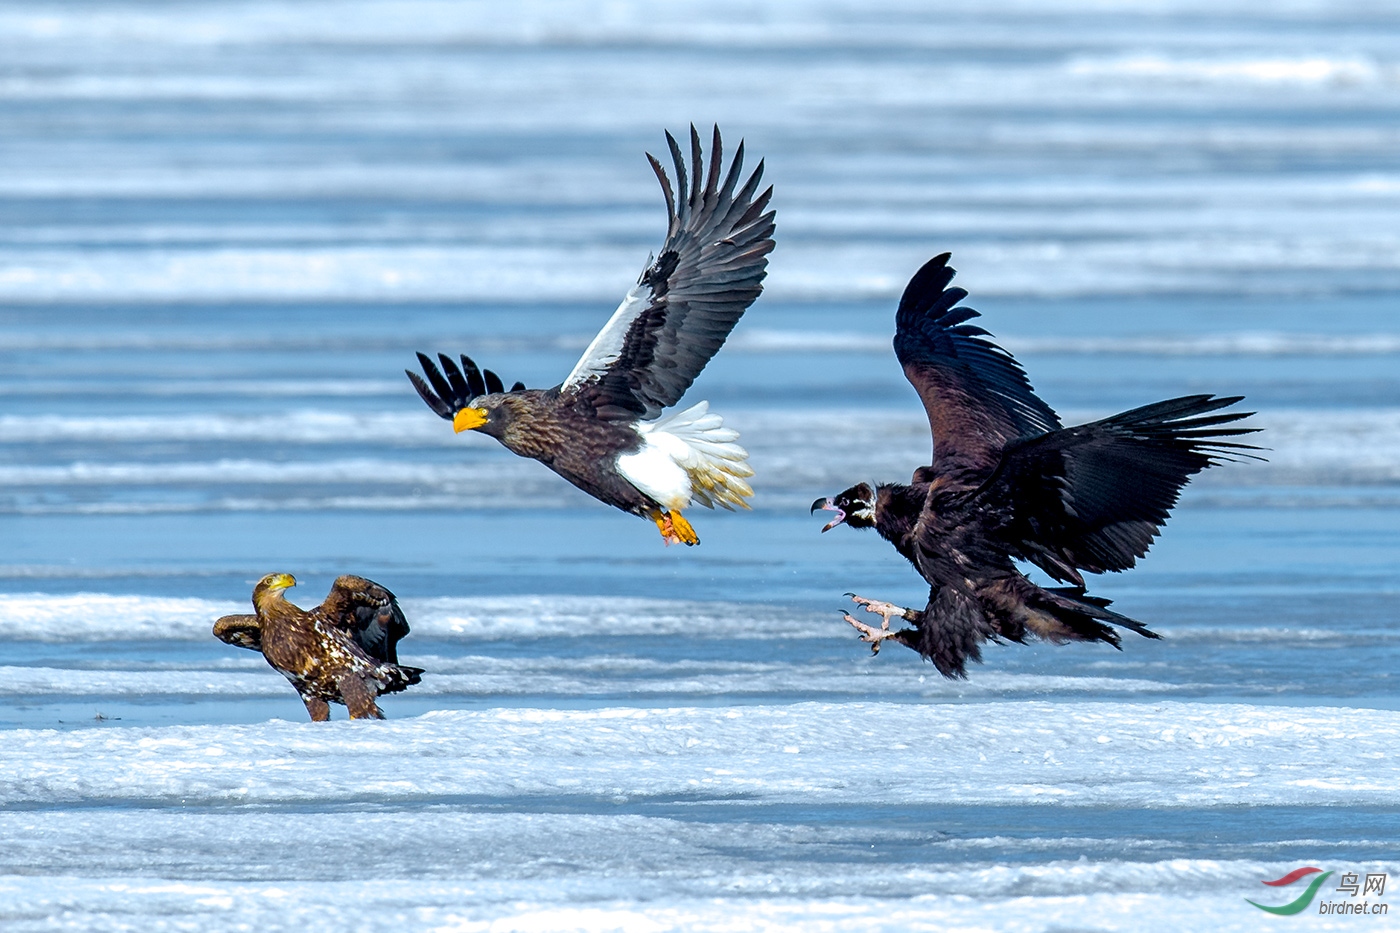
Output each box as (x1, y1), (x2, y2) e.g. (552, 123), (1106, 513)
(1042, 586), (1161, 644)
(377, 664), (425, 695)
(910, 582), (1158, 680)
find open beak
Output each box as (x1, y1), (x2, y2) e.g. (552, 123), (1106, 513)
(453, 407), (489, 433)
(810, 497), (846, 533)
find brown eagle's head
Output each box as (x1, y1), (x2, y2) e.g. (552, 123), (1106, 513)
(253, 572), (296, 602)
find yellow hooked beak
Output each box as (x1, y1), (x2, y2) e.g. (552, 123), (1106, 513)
(263, 572), (296, 589)
(453, 407), (489, 433)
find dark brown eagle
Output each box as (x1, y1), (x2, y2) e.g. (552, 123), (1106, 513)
(811, 252), (1260, 678)
(407, 125), (775, 546)
(214, 573), (424, 720)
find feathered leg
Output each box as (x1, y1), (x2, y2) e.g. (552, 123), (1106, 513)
(845, 588), (997, 678)
(300, 695), (330, 722)
(338, 674), (385, 720)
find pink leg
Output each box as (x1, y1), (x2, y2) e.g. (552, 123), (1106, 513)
(843, 593), (916, 655)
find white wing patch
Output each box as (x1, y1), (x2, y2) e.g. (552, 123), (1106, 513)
(562, 280), (649, 391)
(616, 401), (754, 511)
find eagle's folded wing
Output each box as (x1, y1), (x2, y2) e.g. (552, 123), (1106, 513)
(213, 614), (262, 651)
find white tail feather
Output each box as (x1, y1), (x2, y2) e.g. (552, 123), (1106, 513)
(621, 401), (754, 511)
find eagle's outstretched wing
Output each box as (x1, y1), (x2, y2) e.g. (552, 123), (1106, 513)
(213, 614), (262, 651)
(981, 394), (1261, 584)
(316, 575), (411, 664)
(894, 253), (1061, 475)
(561, 125), (776, 421)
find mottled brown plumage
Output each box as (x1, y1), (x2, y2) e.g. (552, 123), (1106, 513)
(407, 125), (774, 545)
(214, 573), (423, 720)
(813, 253), (1261, 678)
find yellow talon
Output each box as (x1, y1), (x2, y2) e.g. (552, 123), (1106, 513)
(650, 509), (699, 547)
(668, 510), (699, 546)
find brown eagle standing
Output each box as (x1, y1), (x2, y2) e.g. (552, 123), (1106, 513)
(812, 253), (1260, 678)
(214, 573), (423, 720)
(408, 125), (775, 546)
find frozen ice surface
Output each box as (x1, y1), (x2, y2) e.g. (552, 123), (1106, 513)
(6, 702), (1400, 809)
(2, 704), (1398, 932)
(2, 879), (1389, 933)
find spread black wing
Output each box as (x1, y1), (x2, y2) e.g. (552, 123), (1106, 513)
(561, 124), (776, 421)
(317, 575), (411, 664)
(213, 614), (262, 651)
(894, 253), (1061, 475)
(406, 352), (523, 421)
(981, 395), (1262, 585)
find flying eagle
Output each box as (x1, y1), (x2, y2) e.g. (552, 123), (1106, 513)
(811, 253), (1260, 678)
(214, 573), (424, 720)
(408, 125), (775, 546)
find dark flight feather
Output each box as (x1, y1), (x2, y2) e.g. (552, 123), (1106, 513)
(567, 124), (777, 421)
(894, 252), (1061, 474)
(318, 575), (412, 665)
(407, 126), (773, 427)
(407, 353), (524, 421)
(212, 614), (262, 650)
(981, 394), (1261, 584)
(459, 354), (486, 398)
(442, 353), (472, 399)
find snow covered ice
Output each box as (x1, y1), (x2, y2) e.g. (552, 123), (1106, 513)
(3, 0), (1400, 930)
(3, 700), (1400, 930)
